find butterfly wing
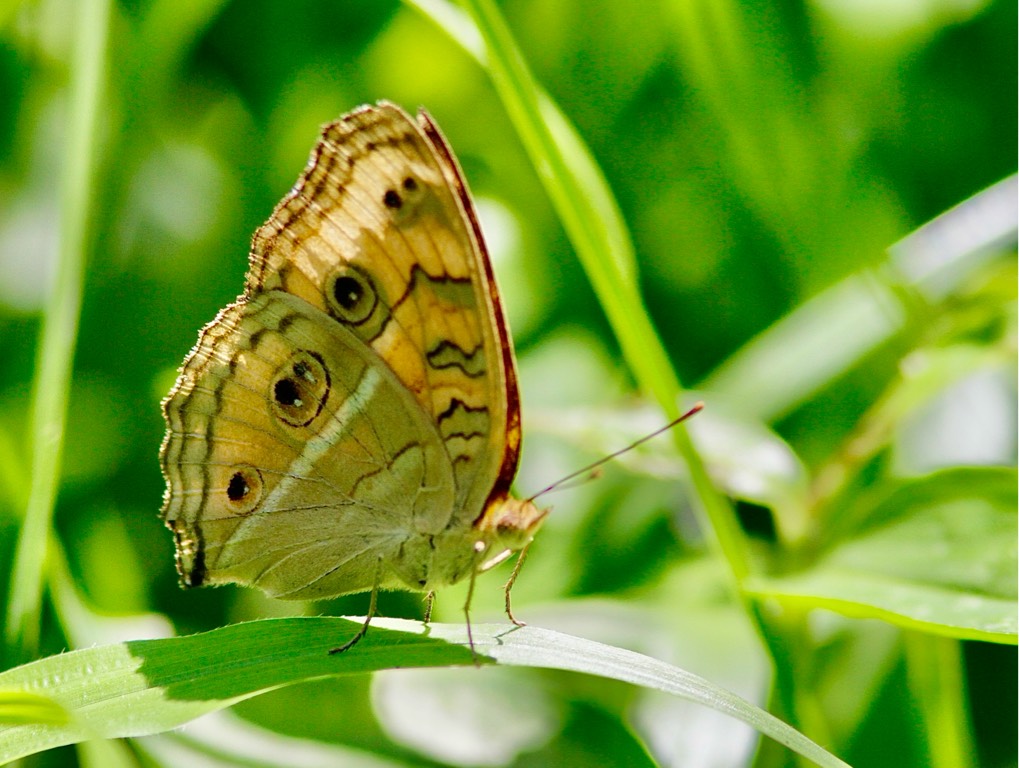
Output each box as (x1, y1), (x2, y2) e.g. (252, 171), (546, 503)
(161, 104), (542, 601)
(160, 291), (458, 599)
(245, 102), (522, 525)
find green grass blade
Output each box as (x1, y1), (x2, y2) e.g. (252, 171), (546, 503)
(4, 0), (110, 660)
(455, 0), (676, 405)
(0, 618), (851, 767)
(704, 270), (905, 421)
(890, 174), (1017, 300)
(904, 634), (977, 768)
(703, 176), (1018, 420)
(410, 0), (752, 598)
(0, 690), (70, 727)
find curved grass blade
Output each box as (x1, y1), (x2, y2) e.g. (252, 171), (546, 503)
(0, 617), (849, 767)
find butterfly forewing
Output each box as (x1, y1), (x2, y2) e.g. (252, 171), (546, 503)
(245, 103), (519, 520)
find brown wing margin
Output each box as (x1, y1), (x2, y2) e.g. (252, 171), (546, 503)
(413, 106), (524, 511)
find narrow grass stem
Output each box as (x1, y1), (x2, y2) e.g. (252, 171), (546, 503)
(456, 0), (754, 588)
(4, 0), (110, 659)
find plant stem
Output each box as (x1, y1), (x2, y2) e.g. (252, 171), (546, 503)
(4, 0), (110, 660)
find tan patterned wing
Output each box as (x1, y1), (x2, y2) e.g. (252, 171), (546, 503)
(244, 102), (521, 524)
(160, 103), (547, 607)
(160, 291), (460, 599)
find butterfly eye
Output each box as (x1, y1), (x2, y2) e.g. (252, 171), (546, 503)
(326, 265), (378, 325)
(223, 466), (263, 514)
(270, 351), (330, 427)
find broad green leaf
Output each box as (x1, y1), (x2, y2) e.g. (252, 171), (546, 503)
(747, 469), (1018, 643)
(0, 618), (850, 768)
(749, 570), (1015, 643)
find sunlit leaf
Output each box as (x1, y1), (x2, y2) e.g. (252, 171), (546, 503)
(748, 469), (1018, 643)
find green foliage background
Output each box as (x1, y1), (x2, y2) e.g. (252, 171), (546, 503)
(0, 0), (1015, 766)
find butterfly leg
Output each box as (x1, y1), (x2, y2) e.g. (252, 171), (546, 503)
(423, 591), (435, 624)
(502, 542), (532, 627)
(329, 558), (382, 654)
(463, 567), (479, 662)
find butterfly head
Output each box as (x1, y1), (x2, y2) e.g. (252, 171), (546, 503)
(476, 494), (549, 554)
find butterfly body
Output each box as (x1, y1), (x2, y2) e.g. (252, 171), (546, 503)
(160, 103), (545, 605)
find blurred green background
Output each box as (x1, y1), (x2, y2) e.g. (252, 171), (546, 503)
(0, 0), (1015, 766)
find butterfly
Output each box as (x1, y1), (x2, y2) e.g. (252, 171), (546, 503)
(160, 102), (546, 652)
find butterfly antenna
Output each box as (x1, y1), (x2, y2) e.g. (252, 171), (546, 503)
(526, 402), (704, 503)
